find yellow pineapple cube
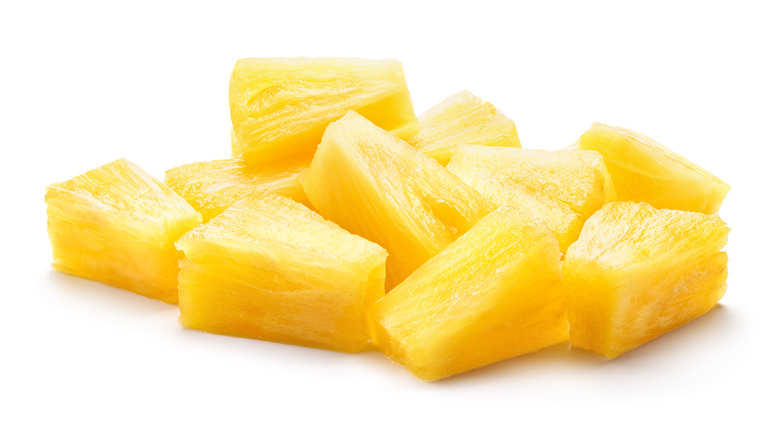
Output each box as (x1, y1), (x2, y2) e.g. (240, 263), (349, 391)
(230, 57), (418, 166)
(303, 111), (493, 289)
(563, 202), (729, 358)
(176, 194), (387, 352)
(573, 123), (730, 214)
(407, 90), (521, 164)
(164, 158), (309, 222)
(45, 159), (201, 303)
(370, 204), (568, 381)
(447, 145), (615, 252)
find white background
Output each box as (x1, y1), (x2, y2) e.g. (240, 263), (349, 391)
(2, 1), (779, 436)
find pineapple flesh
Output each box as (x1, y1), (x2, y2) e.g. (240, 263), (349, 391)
(45, 159), (202, 303)
(303, 111), (493, 289)
(573, 123), (730, 214)
(447, 145), (616, 252)
(230, 57), (418, 166)
(406, 90), (521, 164)
(164, 158), (309, 222)
(176, 194), (388, 353)
(369, 204), (568, 381)
(563, 202), (729, 358)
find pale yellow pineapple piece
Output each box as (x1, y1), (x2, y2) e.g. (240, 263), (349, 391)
(46, 159), (201, 303)
(447, 145), (615, 251)
(165, 158), (309, 222)
(407, 90), (520, 164)
(177, 194), (387, 352)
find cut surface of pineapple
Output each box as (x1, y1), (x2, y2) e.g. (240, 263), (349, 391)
(369, 204), (568, 381)
(303, 111), (493, 289)
(447, 145), (615, 252)
(406, 90), (521, 164)
(164, 158), (309, 222)
(45, 159), (201, 303)
(563, 202), (729, 358)
(573, 123), (730, 214)
(230, 57), (418, 166)
(176, 194), (387, 353)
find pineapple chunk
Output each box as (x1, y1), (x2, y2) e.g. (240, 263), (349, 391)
(45, 159), (201, 303)
(176, 194), (387, 353)
(303, 111), (493, 289)
(369, 204), (568, 381)
(407, 90), (521, 164)
(563, 202), (729, 358)
(447, 145), (616, 252)
(230, 57), (418, 166)
(164, 158), (309, 222)
(573, 123), (730, 214)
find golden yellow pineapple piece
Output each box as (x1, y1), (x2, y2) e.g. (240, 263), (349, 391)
(563, 202), (729, 358)
(447, 145), (615, 252)
(573, 123), (730, 214)
(230, 57), (418, 166)
(164, 158), (309, 222)
(370, 204), (568, 381)
(303, 111), (493, 289)
(45, 159), (201, 303)
(176, 194), (387, 353)
(407, 90), (521, 164)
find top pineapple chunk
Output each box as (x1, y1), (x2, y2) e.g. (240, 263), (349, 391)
(164, 158), (309, 222)
(573, 123), (730, 214)
(45, 159), (201, 303)
(406, 90), (521, 164)
(447, 145), (616, 252)
(303, 111), (493, 289)
(230, 57), (418, 166)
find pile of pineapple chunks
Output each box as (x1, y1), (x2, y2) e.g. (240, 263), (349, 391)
(46, 58), (730, 381)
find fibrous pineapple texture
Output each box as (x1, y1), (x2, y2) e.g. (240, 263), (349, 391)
(164, 158), (309, 222)
(370, 204), (568, 381)
(176, 194), (388, 353)
(447, 145), (615, 252)
(45, 159), (201, 303)
(303, 111), (493, 289)
(406, 90), (521, 164)
(573, 123), (730, 214)
(230, 57), (418, 166)
(563, 202), (729, 358)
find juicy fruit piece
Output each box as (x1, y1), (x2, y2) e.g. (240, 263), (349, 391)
(45, 159), (201, 303)
(407, 90), (521, 164)
(164, 158), (309, 222)
(369, 204), (568, 381)
(447, 145), (616, 252)
(573, 123), (730, 214)
(176, 194), (387, 353)
(303, 111), (493, 289)
(563, 202), (729, 358)
(230, 57), (418, 166)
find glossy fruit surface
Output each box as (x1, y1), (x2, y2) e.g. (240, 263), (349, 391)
(164, 158), (309, 222)
(303, 111), (493, 289)
(406, 90), (520, 164)
(563, 202), (729, 358)
(45, 159), (201, 303)
(447, 145), (615, 251)
(176, 194), (387, 352)
(573, 123), (730, 214)
(230, 57), (417, 166)
(370, 204), (568, 381)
